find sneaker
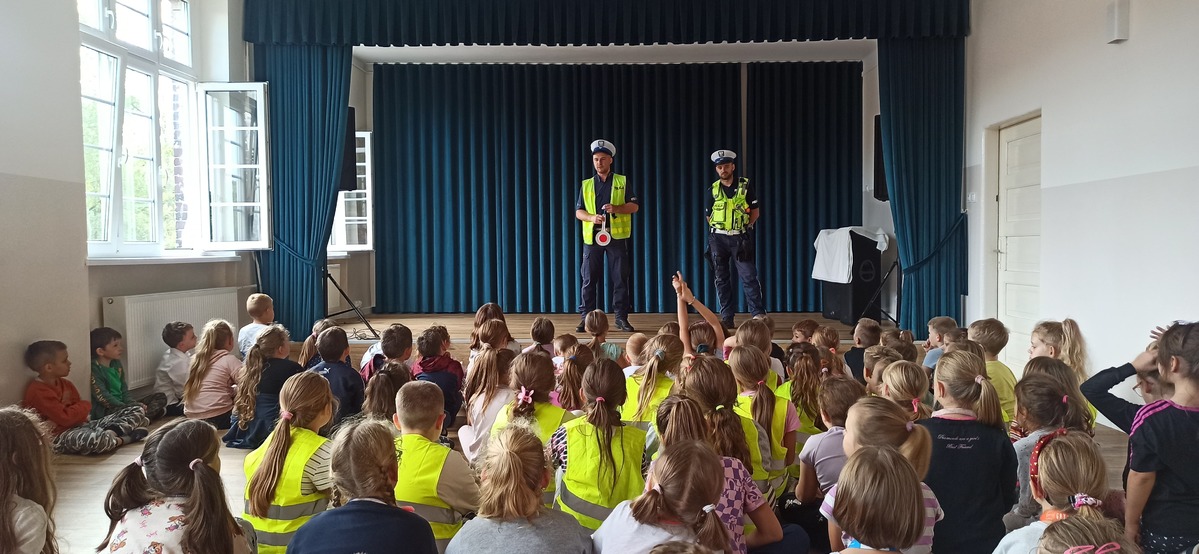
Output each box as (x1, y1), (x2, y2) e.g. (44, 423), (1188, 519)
(615, 318), (635, 332)
(575, 318), (586, 333)
(128, 428), (150, 443)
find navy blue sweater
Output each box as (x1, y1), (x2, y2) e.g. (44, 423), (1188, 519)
(288, 500), (437, 554)
(310, 361), (365, 425)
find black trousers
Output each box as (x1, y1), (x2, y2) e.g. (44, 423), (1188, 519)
(709, 231), (766, 321)
(578, 238), (631, 319)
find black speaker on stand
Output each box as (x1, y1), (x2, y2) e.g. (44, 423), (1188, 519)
(820, 232), (882, 325)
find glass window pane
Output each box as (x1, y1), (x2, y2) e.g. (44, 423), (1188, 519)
(161, 0), (189, 29)
(124, 69), (153, 116)
(125, 157), (154, 199)
(82, 100), (116, 148)
(124, 200), (155, 242)
(210, 205), (260, 242)
(87, 196), (109, 241)
(208, 168), (259, 203)
(161, 27), (191, 65)
(84, 147), (113, 195)
(206, 91), (260, 128)
(208, 129), (259, 166)
(78, 0), (103, 28)
(124, 114), (155, 158)
(347, 223), (368, 245)
(115, 2), (153, 50)
(159, 75), (191, 250)
(80, 48), (118, 102)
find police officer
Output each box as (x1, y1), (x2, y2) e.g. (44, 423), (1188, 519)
(706, 149), (765, 329)
(575, 139), (639, 332)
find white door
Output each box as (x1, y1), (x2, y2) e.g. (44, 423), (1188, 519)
(997, 117), (1041, 376)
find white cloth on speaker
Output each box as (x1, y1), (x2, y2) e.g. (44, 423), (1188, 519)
(811, 227), (889, 284)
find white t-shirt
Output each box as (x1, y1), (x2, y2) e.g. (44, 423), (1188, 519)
(460, 389), (516, 462)
(153, 347), (190, 404)
(592, 501), (701, 554)
(769, 357), (786, 379)
(992, 520), (1048, 554)
(622, 365), (643, 378)
(8, 494), (47, 554)
(360, 341), (384, 369)
(237, 322), (268, 358)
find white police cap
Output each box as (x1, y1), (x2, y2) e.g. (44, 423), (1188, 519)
(711, 150), (737, 164)
(591, 139), (616, 157)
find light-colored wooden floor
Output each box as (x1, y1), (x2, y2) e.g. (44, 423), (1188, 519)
(53, 419), (1132, 553)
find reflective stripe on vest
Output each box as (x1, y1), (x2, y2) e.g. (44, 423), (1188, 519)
(709, 178), (750, 231)
(581, 174), (629, 244)
(394, 434), (463, 540)
(558, 418), (647, 530)
(491, 402), (574, 505)
(622, 372), (673, 423)
(734, 394), (789, 479)
(558, 482), (615, 522)
(737, 413), (771, 485)
(242, 427), (329, 554)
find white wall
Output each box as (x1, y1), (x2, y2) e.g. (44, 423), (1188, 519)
(966, 0), (1199, 384)
(0, 1), (92, 405)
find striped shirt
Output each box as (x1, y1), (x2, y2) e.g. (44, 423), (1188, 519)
(820, 481), (943, 554)
(301, 441), (334, 495)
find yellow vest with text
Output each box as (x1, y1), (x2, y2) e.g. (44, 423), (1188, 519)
(709, 178), (750, 231)
(556, 417), (646, 530)
(581, 174), (629, 244)
(622, 372), (673, 430)
(242, 427), (330, 554)
(491, 401), (575, 505)
(735, 393), (789, 481)
(394, 434), (463, 548)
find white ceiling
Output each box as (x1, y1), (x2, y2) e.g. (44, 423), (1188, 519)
(353, 39), (877, 67)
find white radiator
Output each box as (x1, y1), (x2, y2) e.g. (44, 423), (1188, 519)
(102, 287), (242, 389)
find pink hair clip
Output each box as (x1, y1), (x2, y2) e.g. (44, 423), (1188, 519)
(756, 380), (764, 386)
(1063, 543), (1122, 554)
(595, 396), (605, 403)
(1062, 395), (1069, 404)
(1069, 493), (1103, 510)
(280, 410), (294, 421)
(974, 375), (985, 385)
(133, 456), (143, 467)
(189, 458), (204, 471)
(905, 421), (915, 432)
(911, 398), (921, 413)
(517, 386), (535, 405)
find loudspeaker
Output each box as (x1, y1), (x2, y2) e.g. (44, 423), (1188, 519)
(821, 232), (882, 325)
(873, 115), (888, 202)
(339, 107), (358, 191)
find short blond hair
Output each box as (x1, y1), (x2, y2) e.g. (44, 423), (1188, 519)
(395, 381), (444, 431)
(855, 318), (882, 347)
(477, 423), (546, 519)
(625, 333), (649, 365)
(967, 318), (1009, 356)
(246, 293), (273, 319)
(927, 316), (957, 337)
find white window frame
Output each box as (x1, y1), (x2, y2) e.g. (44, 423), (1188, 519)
(196, 82), (273, 251)
(329, 131), (374, 252)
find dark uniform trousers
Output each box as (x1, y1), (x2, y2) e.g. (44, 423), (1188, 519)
(578, 238), (631, 320)
(710, 231), (765, 322)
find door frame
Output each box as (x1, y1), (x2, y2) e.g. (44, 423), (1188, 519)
(980, 110), (1041, 319)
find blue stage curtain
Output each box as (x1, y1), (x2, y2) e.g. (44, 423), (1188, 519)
(877, 37), (967, 330)
(252, 44), (352, 334)
(243, 0), (970, 46)
(745, 62), (863, 313)
(373, 63), (741, 314)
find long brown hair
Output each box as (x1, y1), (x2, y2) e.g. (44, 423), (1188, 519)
(881, 328), (920, 362)
(99, 419), (241, 553)
(508, 352), (556, 421)
(674, 354), (752, 469)
(631, 334), (684, 420)
(934, 350), (1004, 429)
(477, 423), (547, 520)
(1157, 321), (1199, 380)
(847, 397), (932, 479)
(584, 310), (611, 357)
(246, 372), (335, 518)
(581, 358), (630, 488)
(362, 361), (411, 421)
(786, 342), (824, 425)
(880, 361), (933, 421)
(655, 395), (709, 448)
(1032, 318), (1089, 384)
(630, 441), (729, 552)
(688, 321), (718, 355)
(1015, 373), (1093, 432)
(183, 319), (235, 406)
(557, 344), (593, 412)
(1023, 357), (1094, 430)
(235, 324), (290, 429)
(329, 419), (398, 508)
(469, 303), (512, 349)
(833, 446), (924, 551)
(463, 347), (516, 425)
(0, 408), (57, 554)
(729, 345), (776, 445)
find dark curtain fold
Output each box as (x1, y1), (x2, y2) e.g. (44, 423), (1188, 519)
(244, 0), (970, 46)
(253, 44), (353, 333)
(877, 37), (967, 330)
(746, 62), (863, 313)
(373, 63), (740, 314)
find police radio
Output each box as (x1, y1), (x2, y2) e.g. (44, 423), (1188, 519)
(595, 214), (612, 247)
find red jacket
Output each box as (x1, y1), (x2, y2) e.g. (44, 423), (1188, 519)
(23, 378), (91, 435)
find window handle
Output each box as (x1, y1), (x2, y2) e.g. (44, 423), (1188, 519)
(105, 8), (115, 31)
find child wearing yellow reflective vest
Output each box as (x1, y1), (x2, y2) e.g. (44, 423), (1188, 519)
(622, 334), (683, 433)
(243, 371), (336, 554)
(674, 354), (775, 494)
(549, 358), (649, 530)
(777, 342), (829, 438)
(491, 351), (576, 504)
(393, 380), (480, 553)
(730, 345), (796, 495)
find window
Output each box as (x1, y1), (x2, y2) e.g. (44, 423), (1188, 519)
(79, 0), (226, 256)
(197, 83), (272, 250)
(329, 132), (374, 251)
